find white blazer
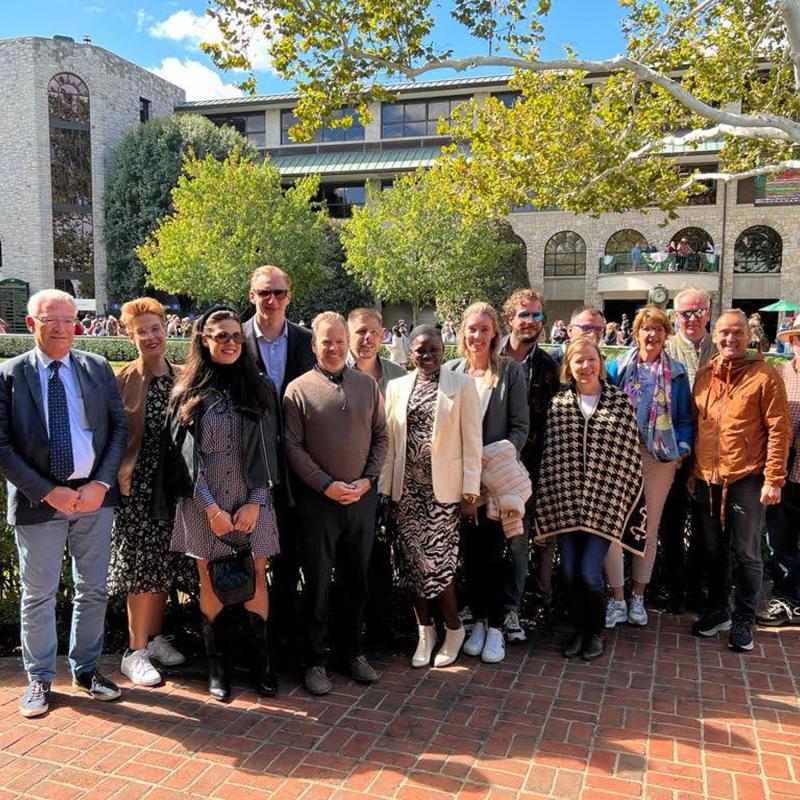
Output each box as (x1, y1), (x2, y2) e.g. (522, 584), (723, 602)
(379, 368), (483, 504)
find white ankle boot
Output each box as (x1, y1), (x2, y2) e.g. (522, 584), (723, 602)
(433, 625), (465, 668)
(412, 624), (435, 668)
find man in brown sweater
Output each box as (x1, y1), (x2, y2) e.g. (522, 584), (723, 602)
(283, 312), (388, 696)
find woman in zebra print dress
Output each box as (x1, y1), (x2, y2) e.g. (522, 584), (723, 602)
(380, 325), (483, 669)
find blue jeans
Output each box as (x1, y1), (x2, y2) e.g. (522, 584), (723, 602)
(558, 531), (611, 594)
(15, 508), (114, 682)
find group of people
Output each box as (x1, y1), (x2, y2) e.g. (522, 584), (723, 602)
(2, 273), (798, 720)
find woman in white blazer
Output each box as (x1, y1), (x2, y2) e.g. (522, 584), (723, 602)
(379, 324), (482, 669)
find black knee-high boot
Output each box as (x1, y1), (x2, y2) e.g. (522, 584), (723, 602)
(562, 587), (586, 658)
(201, 614), (230, 701)
(245, 611), (278, 697)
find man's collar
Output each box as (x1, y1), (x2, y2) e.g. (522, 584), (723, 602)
(35, 347), (72, 370)
(346, 350), (381, 374)
(501, 332), (537, 358)
(677, 331), (706, 351)
(254, 317), (288, 342)
(315, 364), (347, 384)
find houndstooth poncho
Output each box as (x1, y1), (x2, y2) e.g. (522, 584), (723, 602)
(534, 382), (648, 555)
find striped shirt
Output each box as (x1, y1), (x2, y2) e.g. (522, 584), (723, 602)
(776, 360), (800, 484)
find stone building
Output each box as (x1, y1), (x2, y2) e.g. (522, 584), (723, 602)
(0, 35), (184, 313)
(180, 75), (799, 335)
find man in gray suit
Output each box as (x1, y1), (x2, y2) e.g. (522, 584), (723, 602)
(0, 289), (127, 717)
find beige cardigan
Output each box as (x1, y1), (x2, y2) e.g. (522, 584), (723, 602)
(379, 368), (482, 504)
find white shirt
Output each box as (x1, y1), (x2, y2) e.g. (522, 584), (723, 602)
(578, 392), (600, 420)
(34, 348), (95, 480)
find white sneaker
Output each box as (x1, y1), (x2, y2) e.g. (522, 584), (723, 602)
(433, 625), (465, 668)
(412, 624), (435, 668)
(147, 635), (186, 666)
(503, 609), (527, 643)
(628, 594), (648, 626)
(121, 649), (162, 687)
(463, 620), (487, 656)
(605, 599), (628, 629)
(481, 627), (506, 663)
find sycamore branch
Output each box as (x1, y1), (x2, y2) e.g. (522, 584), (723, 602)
(641, 0), (722, 60)
(779, 0), (800, 89)
(403, 54), (800, 144)
(679, 159), (800, 188)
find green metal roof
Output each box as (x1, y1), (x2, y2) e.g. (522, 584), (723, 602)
(269, 146), (445, 176)
(659, 138), (724, 155)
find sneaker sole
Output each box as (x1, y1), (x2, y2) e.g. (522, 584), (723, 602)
(122, 671), (162, 687)
(728, 639), (755, 652)
(627, 617), (648, 627)
(605, 617), (627, 629)
(72, 683), (122, 701)
(693, 620), (732, 637)
(481, 652), (506, 664)
(504, 631), (526, 643)
(19, 703), (49, 718)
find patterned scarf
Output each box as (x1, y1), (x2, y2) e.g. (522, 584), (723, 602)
(616, 348), (680, 462)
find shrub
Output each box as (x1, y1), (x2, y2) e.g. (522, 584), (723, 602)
(0, 336), (191, 364)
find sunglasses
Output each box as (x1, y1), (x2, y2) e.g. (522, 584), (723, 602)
(676, 309), (709, 320)
(574, 324), (605, 335)
(516, 310), (545, 322)
(204, 331), (245, 345)
(253, 289), (289, 300)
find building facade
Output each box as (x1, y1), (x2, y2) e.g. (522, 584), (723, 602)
(180, 76), (798, 333)
(0, 36), (184, 312)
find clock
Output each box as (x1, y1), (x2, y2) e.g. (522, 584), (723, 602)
(649, 285), (669, 306)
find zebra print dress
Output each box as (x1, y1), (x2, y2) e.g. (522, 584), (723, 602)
(395, 372), (461, 599)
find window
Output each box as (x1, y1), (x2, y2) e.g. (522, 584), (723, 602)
(605, 229), (648, 255)
(381, 96), (468, 138)
(315, 184), (366, 218)
(734, 226), (782, 273)
(679, 163), (718, 205)
(48, 73), (94, 298)
(544, 231), (586, 276)
(208, 112), (267, 149)
(491, 91), (521, 109)
(280, 108), (363, 145)
(139, 97), (150, 124)
(671, 227), (713, 253)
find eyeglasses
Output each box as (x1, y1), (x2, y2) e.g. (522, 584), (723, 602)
(573, 324), (605, 335)
(34, 316), (77, 328)
(676, 308), (709, 320)
(204, 331), (246, 345)
(253, 289), (289, 300)
(516, 310), (545, 322)
(639, 327), (666, 336)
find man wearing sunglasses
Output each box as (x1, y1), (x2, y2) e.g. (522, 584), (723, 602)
(500, 290), (559, 638)
(243, 265), (316, 672)
(662, 288), (716, 613)
(550, 305), (608, 366)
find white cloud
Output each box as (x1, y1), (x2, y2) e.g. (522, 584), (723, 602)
(83, 5), (106, 14)
(149, 9), (274, 73)
(150, 57), (243, 101)
(135, 9), (153, 33)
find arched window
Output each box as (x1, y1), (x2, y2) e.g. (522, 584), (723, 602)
(544, 231), (586, 276)
(734, 226), (782, 273)
(605, 229), (648, 255)
(48, 73), (94, 297)
(672, 227), (713, 253)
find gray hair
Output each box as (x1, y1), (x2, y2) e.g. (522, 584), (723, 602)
(673, 288), (711, 309)
(713, 308), (748, 332)
(569, 305), (606, 324)
(311, 311), (347, 338)
(27, 289), (76, 318)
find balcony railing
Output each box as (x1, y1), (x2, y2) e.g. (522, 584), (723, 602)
(599, 253), (719, 274)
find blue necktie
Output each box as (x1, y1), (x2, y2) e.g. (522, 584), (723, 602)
(48, 361), (74, 481)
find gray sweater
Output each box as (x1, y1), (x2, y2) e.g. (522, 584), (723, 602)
(283, 366), (388, 492)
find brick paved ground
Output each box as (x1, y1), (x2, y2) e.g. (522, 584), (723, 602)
(1, 612), (799, 800)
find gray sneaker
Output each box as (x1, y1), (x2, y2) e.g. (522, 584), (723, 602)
(304, 666), (332, 696)
(20, 679), (51, 718)
(349, 655), (378, 684)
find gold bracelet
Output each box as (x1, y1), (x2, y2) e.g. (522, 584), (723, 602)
(209, 508), (223, 521)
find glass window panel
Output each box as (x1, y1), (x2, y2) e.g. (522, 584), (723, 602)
(428, 100), (450, 121)
(605, 229), (648, 255)
(404, 102), (426, 122)
(50, 128), (93, 206)
(382, 123), (403, 138)
(48, 73), (89, 124)
(246, 114), (266, 132)
(344, 186), (365, 205)
(382, 104), (404, 123)
(344, 124), (365, 140)
(734, 226), (782, 273)
(404, 121), (426, 137)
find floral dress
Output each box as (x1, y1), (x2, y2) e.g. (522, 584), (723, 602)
(395, 372), (461, 599)
(108, 374), (195, 595)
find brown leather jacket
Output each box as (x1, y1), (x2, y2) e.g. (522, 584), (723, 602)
(116, 358), (179, 496)
(692, 353), (790, 488)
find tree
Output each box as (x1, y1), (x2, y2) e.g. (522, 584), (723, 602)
(289, 226), (375, 323)
(204, 0), (800, 216)
(105, 114), (255, 301)
(340, 170), (519, 324)
(137, 152), (330, 308)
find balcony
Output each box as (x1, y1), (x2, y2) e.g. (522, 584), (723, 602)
(599, 253), (719, 274)
(597, 253), (721, 297)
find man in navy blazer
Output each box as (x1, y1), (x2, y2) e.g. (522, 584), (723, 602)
(243, 265), (315, 667)
(0, 289), (127, 717)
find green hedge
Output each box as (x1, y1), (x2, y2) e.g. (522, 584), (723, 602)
(0, 335), (190, 364)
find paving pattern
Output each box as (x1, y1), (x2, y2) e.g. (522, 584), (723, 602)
(1, 612), (799, 800)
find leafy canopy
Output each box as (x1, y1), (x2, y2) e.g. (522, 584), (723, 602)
(104, 114), (254, 301)
(137, 152), (330, 308)
(340, 169), (520, 324)
(204, 0), (800, 215)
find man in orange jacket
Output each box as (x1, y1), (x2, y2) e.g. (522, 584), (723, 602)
(691, 309), (791, 651)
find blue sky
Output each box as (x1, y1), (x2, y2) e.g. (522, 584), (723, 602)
(3, 1), (628, 100)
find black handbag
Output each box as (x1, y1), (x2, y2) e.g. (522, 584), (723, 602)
(207, 535), (256, 606)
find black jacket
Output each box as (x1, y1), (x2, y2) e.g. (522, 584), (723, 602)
(152, 377), (289, 519)
(243, 317), (315, 398)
